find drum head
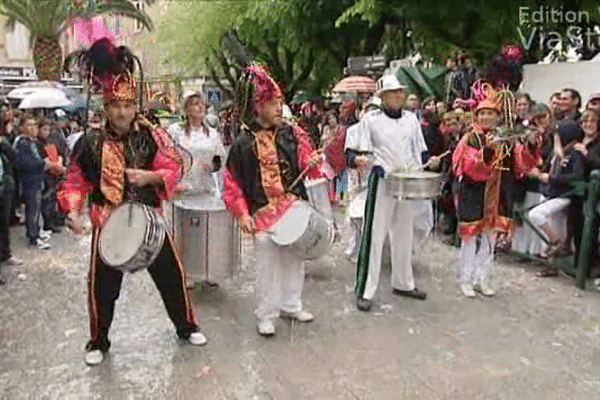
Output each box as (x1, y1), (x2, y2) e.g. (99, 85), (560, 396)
(99, 204), (149, 267)
(174, 196), (226, 211)
(270, 203), (310, 246)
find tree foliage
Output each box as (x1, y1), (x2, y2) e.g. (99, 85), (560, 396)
(155, 0), (384, 98)
(338, 0), (600, 64)
(0, 0), (155, 80)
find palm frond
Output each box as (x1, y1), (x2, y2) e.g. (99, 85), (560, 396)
(75, 0), (154, 32)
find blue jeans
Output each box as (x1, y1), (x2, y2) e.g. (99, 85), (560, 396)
(21, 183), (42, 244)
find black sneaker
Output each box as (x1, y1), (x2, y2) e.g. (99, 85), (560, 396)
(356, 297), (372, 312)
(392, 288), (427, 300)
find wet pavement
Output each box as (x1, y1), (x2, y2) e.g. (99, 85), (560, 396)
(2, 220), (600, 400)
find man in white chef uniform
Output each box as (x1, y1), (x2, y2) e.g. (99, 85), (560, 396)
(347, 75), (430, 312)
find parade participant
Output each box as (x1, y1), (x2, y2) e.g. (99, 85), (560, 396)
(167, 91), (226, 288)
(350, 75), (429, 312)
(452, 96), (509, 298)
(223, 64), (323, 336)
(168, 91), (225, 197)
(59, 38), (206, 366)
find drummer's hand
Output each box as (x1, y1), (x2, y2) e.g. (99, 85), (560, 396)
(174, 182), (192, 194)
(240, 214), (255, 235)
(308, 150), (325, 167)
(354, 155), (371, 171)
(67, 211), (84, 235)
(426, 156), (441, 170)
(537, 172), (550, 184)
(529, 167), (541, 178)
(126, 169), (161, 187)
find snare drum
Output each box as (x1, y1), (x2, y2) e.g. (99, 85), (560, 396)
(385, 171), (442, 199)
(98, 202), (166, 273)
(270, 201), (334, 260)
(304, 178), (333, 220)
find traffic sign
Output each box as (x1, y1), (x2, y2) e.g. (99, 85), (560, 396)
(204, 87), (223, 104)
(347, 55), (386, 74)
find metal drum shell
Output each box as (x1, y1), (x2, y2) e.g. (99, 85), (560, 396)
(385, 172), (443, 199)
(304, 178), (333, 220)
(172, 198), (240, 283)
(270, 201), (335, 261)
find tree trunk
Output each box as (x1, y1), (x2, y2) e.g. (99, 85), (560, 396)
(33, 36), (63, 81)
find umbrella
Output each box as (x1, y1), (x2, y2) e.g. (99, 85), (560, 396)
(7, 81), (72, 100)
(60, 97), (88, 112)
(332, 76), (376, 93)
(19, 88), (73, 109)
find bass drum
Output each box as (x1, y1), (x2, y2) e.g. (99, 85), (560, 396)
(172, 197), (240, 284)
(98, 202), (166, 273)
(270, 201), (334, 260)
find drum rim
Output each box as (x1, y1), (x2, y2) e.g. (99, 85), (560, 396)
(387, 171), (442, 179)
(304, 177), (329, 187)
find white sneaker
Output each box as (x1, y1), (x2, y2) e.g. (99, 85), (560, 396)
(257, 319), (275, 336)
(3, 256), (23, 266)
(280, 310), (314, 322)
(188, 332), (207, 346)
(84, 349), (104, 366)
(34, 239), (51, 250)
(39, 230), (51, 240)
(474, 281), (496, 297)
(460, 283), (476, 298)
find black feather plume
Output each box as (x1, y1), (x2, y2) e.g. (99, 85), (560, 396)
(221, 31), (251, 68)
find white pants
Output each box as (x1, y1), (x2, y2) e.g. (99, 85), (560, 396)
(345, 217), (363, 257)
(528, 197), (571, 236)
(363, 183), (415, 300)
(412, 200), (433, 253)
(458, 231), (495, 283)
(511, 192), (545, 255)
(254, 232), (305, 321)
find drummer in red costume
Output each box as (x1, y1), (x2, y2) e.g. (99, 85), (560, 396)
(58, 39), (206, 366)
(223, 64), (323, 336)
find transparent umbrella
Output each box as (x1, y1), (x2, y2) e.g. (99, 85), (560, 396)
(18, 88), (73, 109)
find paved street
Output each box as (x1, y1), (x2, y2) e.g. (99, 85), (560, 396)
(2, 221), (600, 400)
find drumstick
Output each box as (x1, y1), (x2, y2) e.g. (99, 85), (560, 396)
(289, 165), (311, 191)
(422, 150), (451, 169)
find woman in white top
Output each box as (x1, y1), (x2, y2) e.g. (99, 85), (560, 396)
(167, 92), (226, 288)
(168, 92), (226, 201)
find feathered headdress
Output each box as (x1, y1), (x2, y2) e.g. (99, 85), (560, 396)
(64, 37), (142, 105)
(236, 63), (283, 130)
(220, 31), (284, 131)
